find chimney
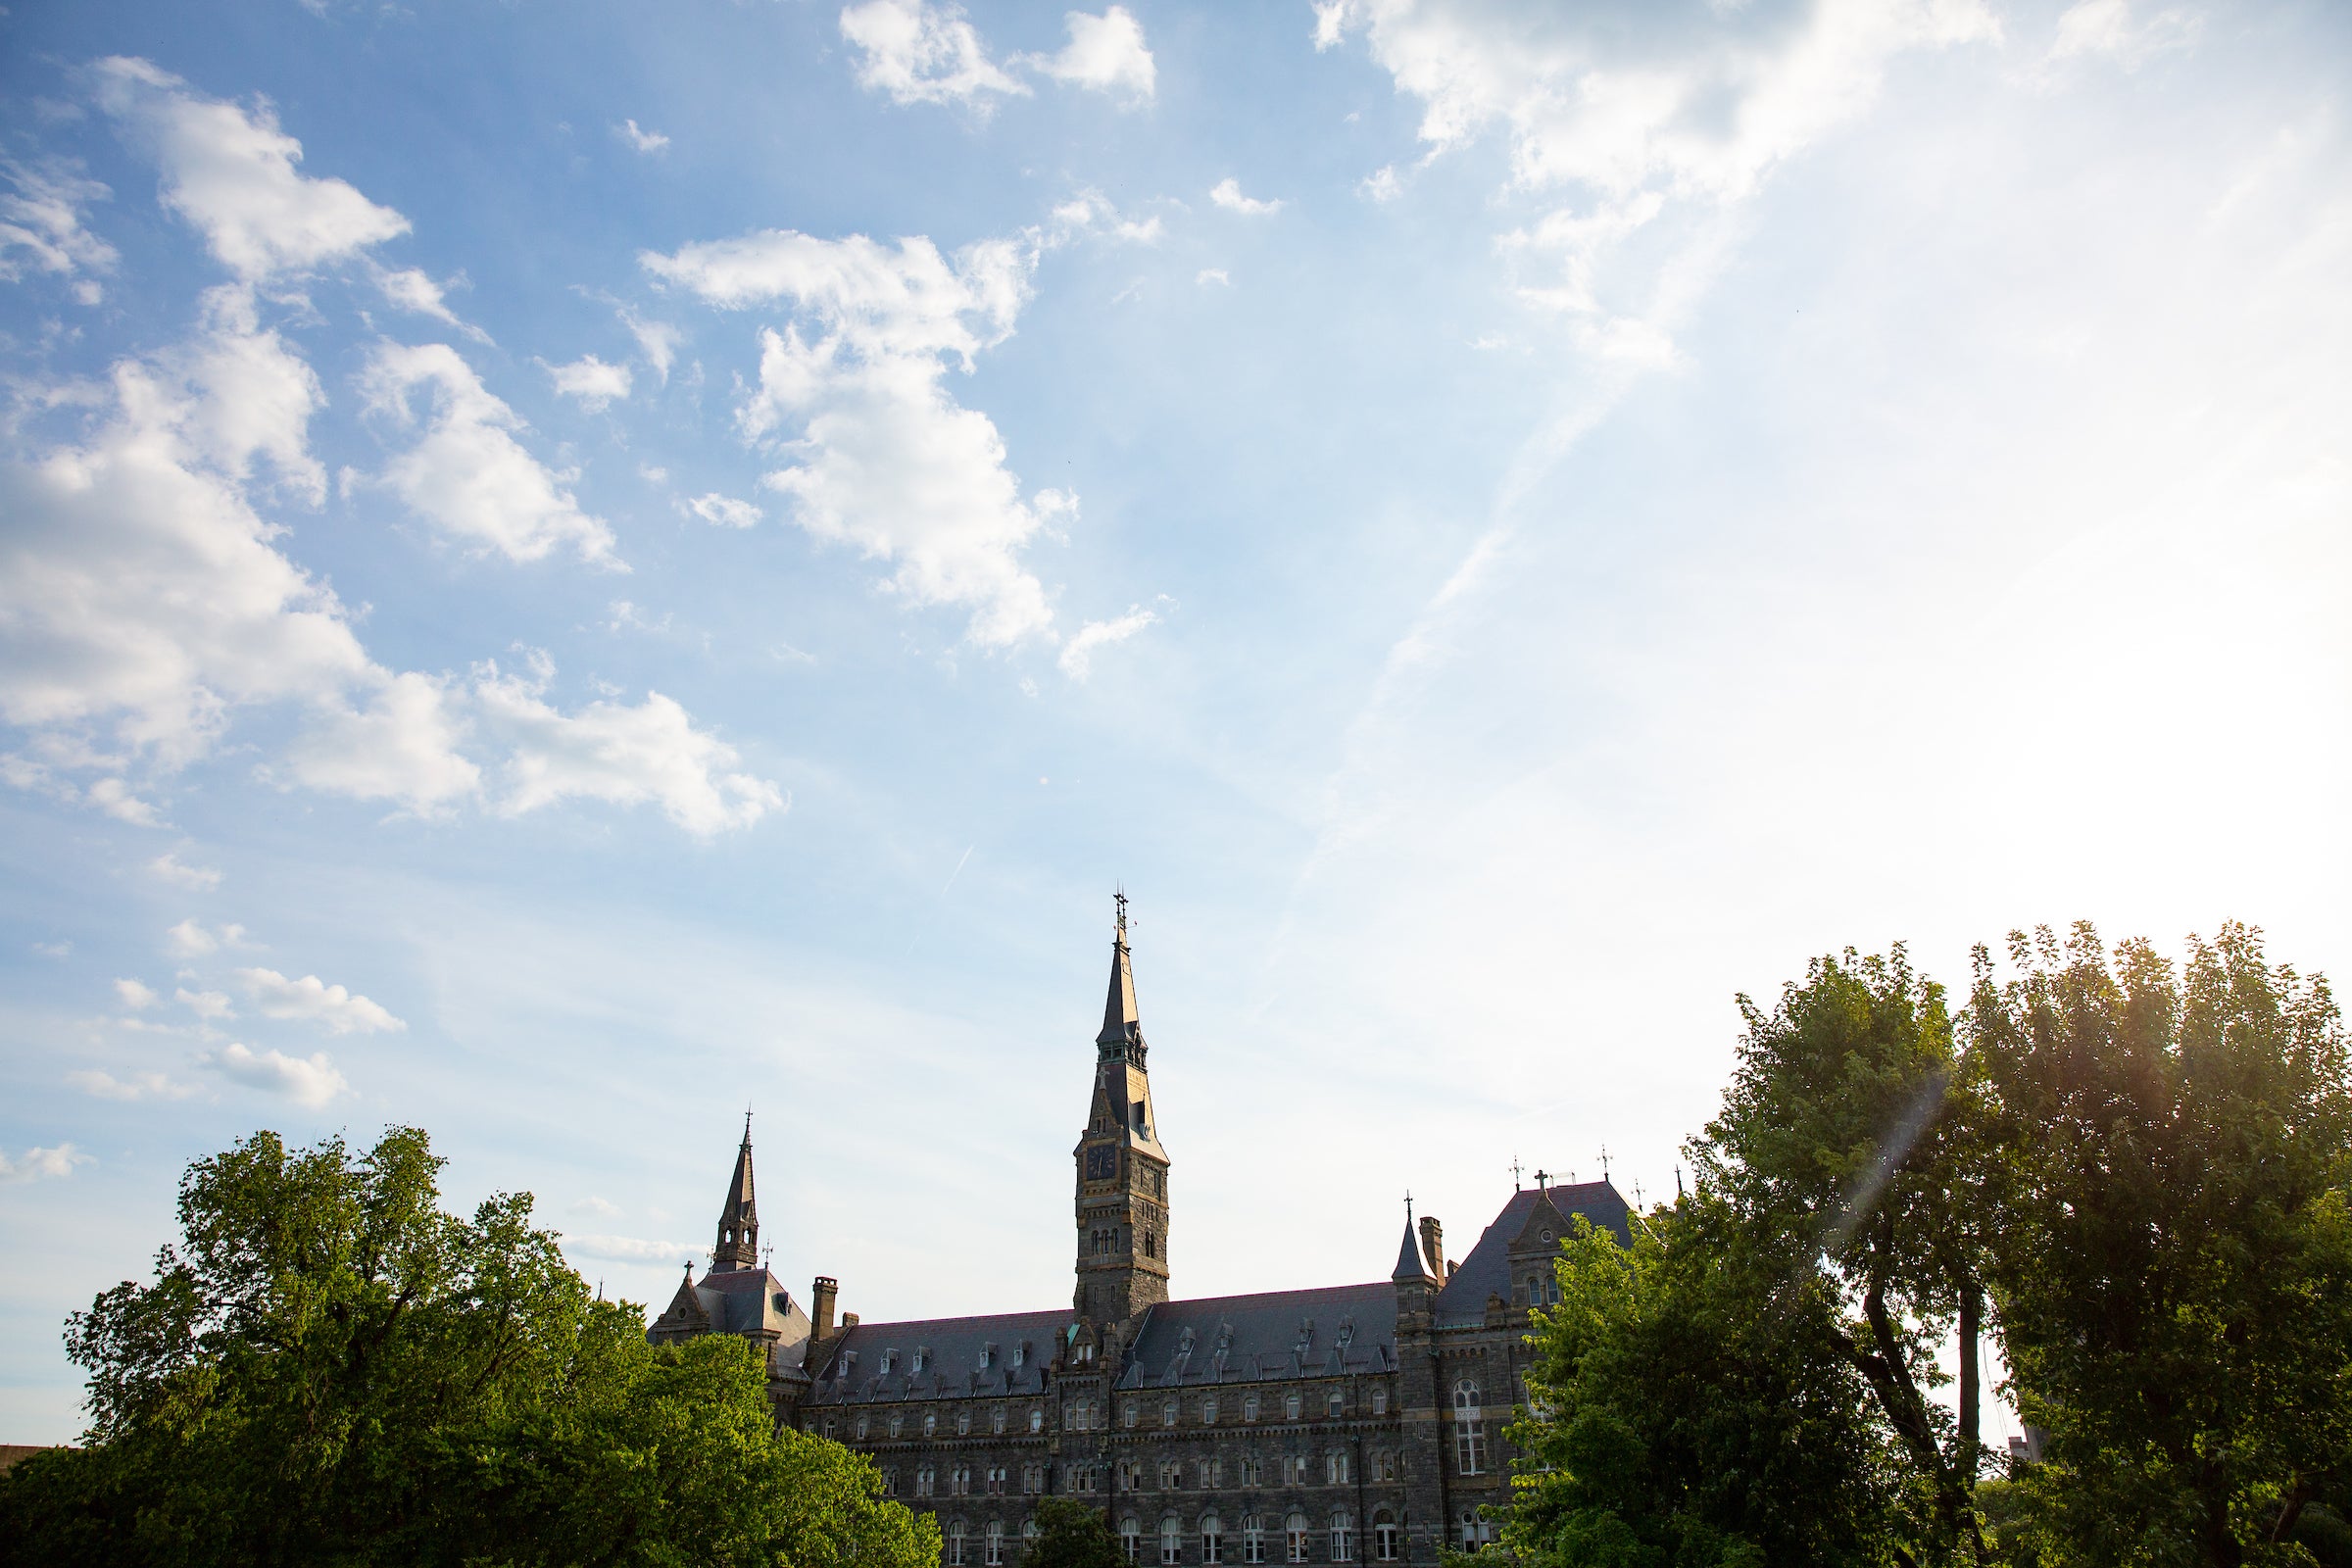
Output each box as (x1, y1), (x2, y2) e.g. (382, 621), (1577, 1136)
(811, 1275), (839, 1343)
(1419, 1215), (1445, 1279)
(841, 1312), (859, 1330)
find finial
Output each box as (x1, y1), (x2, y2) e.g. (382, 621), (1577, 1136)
(1599, 1144), (1611, 1182)
(1509, 1155), (1523, 1191)
(1675, 1164), (1685, 1200)
(1534, 1168), (1549, 1191)
(1114, 887), (1129, 940)
(743, 1105), (754, 1143)
(1403, 1189), (1413, 1223)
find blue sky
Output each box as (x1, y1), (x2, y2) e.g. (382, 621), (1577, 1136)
(2, 0), (2347, 1444)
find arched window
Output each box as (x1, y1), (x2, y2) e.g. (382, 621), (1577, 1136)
(1370, 1387), (1388, 1417)
(1326, 1451), (1348, 1485)
(985, 1521), (1005, 1567)
(1242, 1515), (1266, 1566)
(1372, 1511), (1398, 1563)
(1202, 1396), (1220, 1425)
(1031, 1406), (1046, 1434)
(948, 1521), (968, 1567)
(1327, 1391), (1345, 1419)
(991, 1406), (1005, 1435)
(1285, 1512), (1310, 1564)
(1283, 1392), (1301, 1421)
(958, 1408), (973, 1436)
(1243, 1394), (1260, 1423)
(924, 1411), (939, 1438)
(1121, 1519), (1144, 1563)
(1452, 1381), (1486, 1476)
(880, 1465), (898, 1494)
(855, 1413), (870, 1440)
(1329, 1512), (1353, 1563)
(1162, 1515), (1184, 1565)
(1125, 1401), (1140, 1429)
(916, 1464), (935, 1497)
(1163, 1399), (1179, 1428)
(889, 1412), (905, 1439)
(1457, 1510), (1494, 1550)
(1024, 1520), (1042, 1550)
(1201, 1514), (1225, 1565)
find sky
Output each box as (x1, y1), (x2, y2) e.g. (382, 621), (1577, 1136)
(1, 0), (2347, 1446)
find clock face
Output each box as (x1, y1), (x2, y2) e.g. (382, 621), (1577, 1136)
(1084, 1144), (1117, 1181)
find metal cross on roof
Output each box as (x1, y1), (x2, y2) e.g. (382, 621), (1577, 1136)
(1509, 1155), (1523, 1191)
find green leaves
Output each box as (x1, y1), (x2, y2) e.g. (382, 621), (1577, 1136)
(1, 1126), (942, 1568)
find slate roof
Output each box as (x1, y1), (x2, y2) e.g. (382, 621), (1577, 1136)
(1432, 1182), (1631, 1323)
(1115, 1282), (1398, 1389)
(693, 1267), (813, 1361)
(807, 1307), (1071, 1405)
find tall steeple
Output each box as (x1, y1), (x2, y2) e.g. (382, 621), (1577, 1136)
(711, 1111), (760, 1273)
(1072, 892), (1171, 1325)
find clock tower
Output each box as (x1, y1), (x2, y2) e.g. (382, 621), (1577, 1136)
(1073, 894), (1171, 1325)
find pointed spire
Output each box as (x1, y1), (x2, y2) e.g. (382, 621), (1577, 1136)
(1392, 1192), (1432, 1283)
(1096, 890), (1144, 1053)
(711, 1118), (760, 1272)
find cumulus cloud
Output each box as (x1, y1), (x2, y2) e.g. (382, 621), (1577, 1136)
(202, 1042), (348, 1108)
(1024, 7), (1156, 102)
(841, 0), (1030, 111)
(92, 56), (409, 280)
(0, 160), (121, 298)
(115, 977), (161, 1009)
(543, 354), (633, 412)
(473, 657), (785, 835)
(1057, 603), (1160, 679)
(360, 341), (621, 566)
(614, 119), (670, 154)
(563, 1233), (699, 1264)
(643, 227), (1065, 646)
(1209, 177), (1283, 216)
(233, 965), (402, 1033)
(175, 985), (235, 1020)
(166, 918), (250, 957)
(149, 851), (222, 890)
(0, 1144), (93, 1183)
(687, 492), (763, 528)
(69, 1069), (198, 1102)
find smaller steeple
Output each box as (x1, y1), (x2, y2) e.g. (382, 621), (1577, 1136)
(1392, 1194), (1433, 1284)
(1096, 890), (1144, 1058)
(711, 1111), (760, 1272)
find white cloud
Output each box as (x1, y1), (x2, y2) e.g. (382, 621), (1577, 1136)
(359, 341), (621, 566)
(234, 965), (404, 1034)
(0, 160), (121, 295)
(202, 1041), (348, 1108)
(1209, 177), (1283, 216)
(1057, 603), (1160, 679)
(1024, 7), (1156, 103)
(841, 0), (1030, 111)
(1359, 164), (1404, 203)
(372, 266), (489, 342)
(166, 918), (250, 957)
(86, 776), (164, 826)
(604, 600), (672, 634)
(619, 308), (682, 383)
(615, 119), (671, 154)
(0, 1144), (94, 1183)
(563, 1232), (699, 1263)
(280, 670), (482, 809)
(2045, 0), (2198, 71)
(148, 851), (222, 890)
(115, 977), (160, 1009)
(69, 1069), (198, 1102)
(1196, 268), (1230, 287)
(174, 986), (235, 1019)
(543, 354), (633, 412)
(570, 1194), (623, 1218)
(644, 227), (1064, 646)
(92, 57), (409, 280)
(687, 492), (763, 528)
(32, 941), (73, 959)
(473, 656), (785, 836)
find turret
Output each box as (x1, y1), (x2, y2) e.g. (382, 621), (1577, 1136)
(711, 1112), (759, 1272)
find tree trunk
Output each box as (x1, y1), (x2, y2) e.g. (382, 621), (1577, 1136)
(1958, 1281), (1985, 1562)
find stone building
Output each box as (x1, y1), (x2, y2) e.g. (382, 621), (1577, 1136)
(657, 902), (1631, 1567)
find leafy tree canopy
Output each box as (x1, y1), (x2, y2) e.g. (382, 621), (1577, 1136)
(0, 1125), (942, 1568)
(1021, 1496), (1126, 1568)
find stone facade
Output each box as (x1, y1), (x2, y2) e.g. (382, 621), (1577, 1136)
(657, 904), (1631, 1567)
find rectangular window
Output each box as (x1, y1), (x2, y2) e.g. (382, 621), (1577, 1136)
(1330, 1517), (1353, 1563)
(949, 1531), (966, 1567)
(1374, 1523), (1398, 1563)
(1244, 1525), (1265, 1565)
(1202, 1397), (1219, 1425)
(1287, 1524), (1308, 1564)
(1456, 1422), (1487, 1476)
(1370, 1388), (1387, 1417)
(1163, 1522), (1183, 1565)
(1327, 1392), (1345, 1419)
(1327, 1453), (1348, 1486)
(1123, 1523), (1143, 1563)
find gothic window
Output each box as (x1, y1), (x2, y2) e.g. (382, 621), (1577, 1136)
(1244, 1395), (1260, 1423)
(823, 1420), (837, 1439)
(1201, 1514), (1225, 1565)
(1162, 1516), (1184, 1566)
(1284, 1392), (1301, 1421)
(1159, 1459), (1183, 1491)
(925, 1411), (939, 1438)
(1373, 1451), (1396, 1484)
(1163, 1399), (1179, 1428)
(1145, 1231), (1158, 1258)
(1240, 1456), (1261, 1487)
(855, 1414), (869, 1441)
(1202, 1396), (1219, 1425)
(1286, 1512), (1310, 1564)
(1025, 1464), (1045, 1494)
(1329, 1513), (1353, 1562)
(1327, 1391), (1345, 1419)
(1031, 1406), (1045, 1434)
(1457, 1511), (1494, 1550)
(958, 1409), (973, 1436)
(952, 1464), (972, 1496)
(889, 1413), (905, 1440)
(881, 1465), (898, 1494)
(1208, 1456), (1225, 1488)
(1372, 1512), (1398, 1564)
(1327, 1452), (1348, 1486)
(1122, 1519), (1144, 1563)
(985, 1522), (1005, 1567)
(1370, 1387), (1388, 1417)
(1243, 1516), (1267, 1566)
(916, 1465), (935, 1497)
(1126, 1401), (1140, 1429)
(1453, 1382), (1486, 1476)
(948, 1522), (967, 1566)
(1290, 1456), (1311, 1487)
(989, 1464), (1008, 1495)
(992, 1407), (1006, 1435)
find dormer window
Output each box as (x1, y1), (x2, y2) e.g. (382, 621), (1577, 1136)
(877, 1348), (894, 1375)
(1012, 1343), (1027, 1369)
(980, 1345), (996, 1369)
(913, 1347), (929, 1374)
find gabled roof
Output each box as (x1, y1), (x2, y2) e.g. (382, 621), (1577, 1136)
(806, 1307), (1071, 1405)
(1115, 1282), (1397, 1389)
(1433, 1182), (1631, 1323)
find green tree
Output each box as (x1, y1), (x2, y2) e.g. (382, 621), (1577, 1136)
(1020, 1496), (1125, 1568)
(1971, 922), (2352, 1567)
(0, 1126), (943, 1568)
(1698, 947), (1996, 1562)
(1502, 1200), (1906, 1568)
